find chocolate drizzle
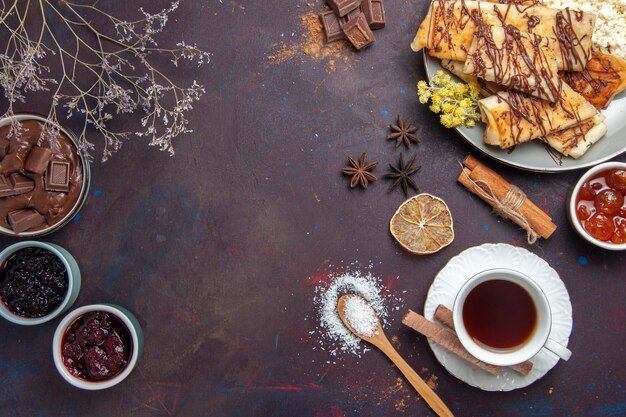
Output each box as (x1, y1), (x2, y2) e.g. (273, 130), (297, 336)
(553, 9), (590, 71)
(527, 15), (540, 29)
(422, 0), (594, 72)
(466, 16), (563, 103)
(491, 0), (539, 6)
(560, 49), (624, 109)
(492, 83), (588, 146)
(564, 68), (608, 96)
(427, 0), (473, 55)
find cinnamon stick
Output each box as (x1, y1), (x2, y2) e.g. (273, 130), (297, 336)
(458, 155), (557, 240)
(402, 310), (502, 375)
(433, 305), (534, 376)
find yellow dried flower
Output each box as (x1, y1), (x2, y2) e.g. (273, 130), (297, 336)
(417, 70), (481, 129)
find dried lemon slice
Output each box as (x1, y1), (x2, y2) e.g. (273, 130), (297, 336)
(390, 193), (454, 255)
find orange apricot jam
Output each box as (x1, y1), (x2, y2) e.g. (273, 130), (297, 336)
(576, 168), (626, 244)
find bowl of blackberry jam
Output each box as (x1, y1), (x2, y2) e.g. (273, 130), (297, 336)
(0, 113), (90, 237)
(53, 304), (143, 390)
(0, 241), (81, 325)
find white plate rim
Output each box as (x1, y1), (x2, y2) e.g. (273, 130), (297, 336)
(422, 50), (626, 173)
(423, 243), (573, 391)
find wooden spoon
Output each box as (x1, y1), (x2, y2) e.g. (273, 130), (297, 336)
(338, 294), (454, 417)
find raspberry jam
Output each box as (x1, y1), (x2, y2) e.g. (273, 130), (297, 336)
(576, 168), (626, 244)
(0, 247), (68, 318)
(61, 311), (133, 381)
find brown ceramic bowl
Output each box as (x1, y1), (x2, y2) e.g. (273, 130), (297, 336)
(0, 114), (90, 237)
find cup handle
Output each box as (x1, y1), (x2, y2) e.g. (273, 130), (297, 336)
(544, 338), (572, 361)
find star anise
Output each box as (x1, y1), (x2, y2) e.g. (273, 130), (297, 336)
(388, 115), (419, 148)
(342, 153), (378, 189)
(384, 153), (421, 196)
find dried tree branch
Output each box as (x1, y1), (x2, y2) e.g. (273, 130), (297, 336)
(0, 0), (210, 161)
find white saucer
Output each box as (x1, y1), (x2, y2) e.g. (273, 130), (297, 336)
(423, 243), (573, 391)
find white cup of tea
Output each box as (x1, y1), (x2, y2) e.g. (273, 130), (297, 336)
(452, 268), (571, 367)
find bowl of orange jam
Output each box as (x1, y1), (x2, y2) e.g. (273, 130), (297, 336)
(568, 162), (626, 250)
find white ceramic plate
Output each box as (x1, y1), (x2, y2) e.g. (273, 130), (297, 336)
(423, 243), (573, 391)
(423, 51), (626, 172)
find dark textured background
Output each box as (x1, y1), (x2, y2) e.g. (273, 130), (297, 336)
(0, 1), (624, 416)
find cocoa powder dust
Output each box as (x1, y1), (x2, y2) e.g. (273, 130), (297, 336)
(267, 6), (355, 72)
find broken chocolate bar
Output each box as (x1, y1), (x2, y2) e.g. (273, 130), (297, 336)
(341, 12), (375, 50)
(7, 208), (46, 233)
(9, 173), (35, 195)
(0, 175), (12, 197)
(343, 6), (361, 22)
(25, 146), (52, 175)
(362, 0), (385, 29)
(320, 10), (345, 42)
(45, 160), (71, 192)
(326, 0), (361, 17)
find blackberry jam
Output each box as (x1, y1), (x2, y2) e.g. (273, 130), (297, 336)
(0, 247), (68, 318)
(62, 311), (132, 381)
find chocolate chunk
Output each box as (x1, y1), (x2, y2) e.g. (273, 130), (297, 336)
(0, 176), (12, 197)
(341, 12), (375, 50)
(45, 160), (71, 192)
(342, 7), (361, 22)
(327, 0), (361, 17)
(362, 0), (386, 29)
(28, 173), (45, 189)
(320, 10), (345, 42)
(7, 209), (46, 233)
(9, 173), (35, 195)
(25, 146), (52, 175)
(0, 153), (23, 175)
(0, 174), (35, 197)
(0, 139), (9, 160)
(322, 7), (363, 43)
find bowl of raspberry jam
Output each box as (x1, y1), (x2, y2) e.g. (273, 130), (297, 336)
(53, 304), (143, 390)
(0, 241), (81, 325)
(569, 162), (626, 251)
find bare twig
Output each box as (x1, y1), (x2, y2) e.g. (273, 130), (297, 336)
(0, 0), (210, 161)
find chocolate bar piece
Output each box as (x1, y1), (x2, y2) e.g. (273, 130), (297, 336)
(9, 173), (35, 195)
(327, 0), (361, 17)
(45, 160), (70, 192)
(341, 12), (375, 50)
(7, 208), (46, 233)
(24, 146), (52, 175)
(362, 0), (386, 29)
(23, 171), (45, 189)
(342, 7), (361, 23)
(320, 10), (345, 42)
(0, 175), (12, 197)
(321, 7), (363, 43)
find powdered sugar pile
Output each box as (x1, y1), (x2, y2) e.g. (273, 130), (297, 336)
(309, 267), (405, 359)
(343, 296), (379, 337)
